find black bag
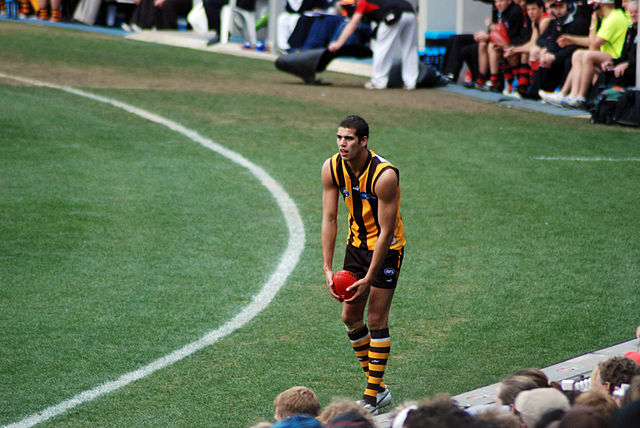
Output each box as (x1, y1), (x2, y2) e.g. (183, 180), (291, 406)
(614, 90), (640, 127)
(589, 86), (626, 125)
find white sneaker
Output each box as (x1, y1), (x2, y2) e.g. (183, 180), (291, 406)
(364, 81), (384, 90)
(356, 400), (379, 415)
(538, 90), (565, 107)
(377, 387), (392, 408)
(562, 96), (586, 109)
(502, 87), (522, 99)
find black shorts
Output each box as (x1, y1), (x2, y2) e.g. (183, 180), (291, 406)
(343, 245), (404, 289)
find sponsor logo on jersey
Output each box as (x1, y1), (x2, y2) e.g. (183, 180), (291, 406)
(341, 187), (350, 198)
(361, 192), (377, 201)
(352, 185), (359, 191)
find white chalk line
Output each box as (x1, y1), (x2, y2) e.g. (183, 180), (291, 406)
(0, 73), (306, 428)
(534, 156), (640, 162)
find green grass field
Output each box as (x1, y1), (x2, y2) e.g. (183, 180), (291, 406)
(1, 20), (639, 427)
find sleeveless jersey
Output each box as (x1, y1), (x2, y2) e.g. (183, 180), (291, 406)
(329, 150), (406, 251)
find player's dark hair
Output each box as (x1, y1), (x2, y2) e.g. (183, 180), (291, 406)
(339, 115), (369, 140)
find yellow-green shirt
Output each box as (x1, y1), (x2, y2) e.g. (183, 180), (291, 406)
(597, 8), (632, 57)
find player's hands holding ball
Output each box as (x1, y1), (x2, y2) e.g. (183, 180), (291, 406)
(330, 270), (370, 303)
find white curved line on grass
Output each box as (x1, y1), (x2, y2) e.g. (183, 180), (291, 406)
(0, 73), (305, 428)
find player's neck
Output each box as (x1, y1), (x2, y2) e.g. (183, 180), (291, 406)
(346, 148), (369, 176)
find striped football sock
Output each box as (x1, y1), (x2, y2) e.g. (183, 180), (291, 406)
(348, 326), (371, 379)
(363, 328), (390, 406)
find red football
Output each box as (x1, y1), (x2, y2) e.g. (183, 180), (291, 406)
(332, 270), (359, 299)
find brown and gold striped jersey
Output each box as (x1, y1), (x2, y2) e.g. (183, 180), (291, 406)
(329, 150), (406, 251)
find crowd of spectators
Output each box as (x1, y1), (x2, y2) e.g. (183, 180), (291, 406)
(2, 0), (636, 102)
(442, 0), (637, 111)
(250, 327), (640, 428)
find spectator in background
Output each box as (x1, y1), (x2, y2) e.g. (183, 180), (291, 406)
(125, 0), (191, 29)
(619, 375), (640, 407)
(610, 399), (640, 428)
(272, 415), (322, 428)
(541, 0), (631, 108)
(503, 0), (549, 96)
(512, 368), (557, 389)
(558, 406), (611, 428)
(479, 0), (528, 92)
(574, 387), (619, 420)
(276, 0), (330, 52)
(328, 0), (418, 89)
(318, 400), (376, 426)
(37, 0), (61, 21)
(496, 375), (540, 407)
(203, 0), (228, 42)
(273, 386), (321, 421)
(598, 1), (638, 90)
(325, 410), (375, 428)
(513, 388), (571, 428)
(72, 0), (102, 25)
(527, 0), (591, 98)
(596, 356), (640, 397)
(475, 408), (521, 428)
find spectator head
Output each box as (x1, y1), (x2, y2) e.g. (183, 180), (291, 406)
(557, 406), (611, 428)
(549, 0), (568, 18)
(627, 1), (638, 25)
(533, 408), (566, 428)
(525, 0), (546, 21)
(397, 394), (461, 428)
(319, 400), (376, 426)
(273, 386), (321, 421)
(620, 375), (640, 407)
(476, 408), (521, 428)
(574, 387), (619, 420)
(495, 0), (514, 13)
(512, 368), (552, 389)
(495, 375), (539, 406)
(325, 410), (375, 428)
(589, 0), (623, 11)
(514, 388), (571, 428)
(610, 398), (640, 428)
(597, 356), (640, 394)
(404, 407), (496, 428)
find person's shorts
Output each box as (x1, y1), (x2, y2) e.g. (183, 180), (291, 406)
(343, 245), (404, 289)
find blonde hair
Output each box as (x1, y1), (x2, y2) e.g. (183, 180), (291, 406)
(574, 387), (619, 420)
(274, 386), (321, 420)
(318, 400), (376, 425)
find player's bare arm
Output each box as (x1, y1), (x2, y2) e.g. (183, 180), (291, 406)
(345, 168), (399, 303)
(321, 158), (342, 300)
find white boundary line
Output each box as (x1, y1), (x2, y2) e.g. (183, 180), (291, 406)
(534, 156), (640, 162)
(0, 73), (306, 428)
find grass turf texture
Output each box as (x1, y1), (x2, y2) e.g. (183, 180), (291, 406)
(1, 20), (639, 427)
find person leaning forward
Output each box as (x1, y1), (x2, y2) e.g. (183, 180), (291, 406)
(328, 0), (419, 89)
(321, 114), (405, 415)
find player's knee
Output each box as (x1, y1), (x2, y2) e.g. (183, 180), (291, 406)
(344, 320), (365, 333)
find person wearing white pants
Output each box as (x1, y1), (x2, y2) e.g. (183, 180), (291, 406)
(328, 0), (418, 89)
